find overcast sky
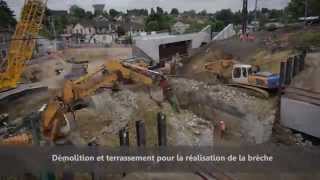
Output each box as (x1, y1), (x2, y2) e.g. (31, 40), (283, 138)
(6, 0), (290, 18)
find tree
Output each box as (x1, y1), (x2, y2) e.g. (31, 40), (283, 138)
(199, 10), (207, 16)
(146, 20), (160, 31)
(233, 11), (242, 25)
(69, 5), (86, 19)
(127, 9), (148, 16)
(156, 6), (164, 15)
(150, 8), (156, 15)
(183, 10), (196, 17)
(86, 11), (93, 19)
(215, 9), (234, 26)
(0, 0), (16, 27)
(145, 12), (176, 32)
(287, 0), (320, 18)
(210, 20), (225, 32)
(170, 8), (179, 16)
(109, 9), (120, 17)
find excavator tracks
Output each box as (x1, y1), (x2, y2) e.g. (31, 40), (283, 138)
(227, 83), (270, 98)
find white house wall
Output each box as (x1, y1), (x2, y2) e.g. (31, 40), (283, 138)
(91, 34), (113, 44)
(72, 24), (96, 35)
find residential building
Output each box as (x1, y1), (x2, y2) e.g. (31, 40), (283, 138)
(94, 15), (113, 34)
(172, 21), (190, 34)
(72, 21), (96, 43)
(93, 4), (105, 15)
(64, 16), (117, 46)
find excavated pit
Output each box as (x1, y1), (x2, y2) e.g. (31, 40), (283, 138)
(72, 88), (214, 147)
(169, 78), (277, 144)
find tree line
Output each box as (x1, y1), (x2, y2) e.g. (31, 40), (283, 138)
(1, 0), (320, 34)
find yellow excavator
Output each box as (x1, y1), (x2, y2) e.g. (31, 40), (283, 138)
(2, 59), (165, 145)
(0, 0), (47, 91)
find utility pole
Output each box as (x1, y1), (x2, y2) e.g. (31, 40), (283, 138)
(304, 0), (308, 26)
(254, 0), (258, 22)
(242, 0), (248, 34)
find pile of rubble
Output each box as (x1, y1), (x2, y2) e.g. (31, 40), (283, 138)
(74, 88), (214, 146)
(273, 124), (314, 147)
(170, 78), (270, 115)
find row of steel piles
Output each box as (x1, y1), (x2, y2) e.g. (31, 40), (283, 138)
(279, 51), (307, 89)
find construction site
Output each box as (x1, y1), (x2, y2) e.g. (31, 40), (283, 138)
(0, 0), (320, 179)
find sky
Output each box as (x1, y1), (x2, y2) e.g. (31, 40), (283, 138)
(6, 0), (290, 18)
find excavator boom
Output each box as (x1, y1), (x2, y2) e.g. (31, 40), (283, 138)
(42, 60), (159, 142)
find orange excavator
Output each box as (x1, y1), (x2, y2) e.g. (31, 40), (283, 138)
(1, 60), (165, 145)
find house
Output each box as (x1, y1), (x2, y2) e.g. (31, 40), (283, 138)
(94, 15), (113, 34)
(65, 16), (117, 46)
(172, 21), (190, 34)
(0, 27), (13, 66)
(72, 21), (96, 43)
(93, 4), (105, 15)
(64, 25), (74, 34)
(90, 34), (113, 45)
(92, 16), (117, 46)
(72, 21), (96, 36)
(114, 15), (124, 22)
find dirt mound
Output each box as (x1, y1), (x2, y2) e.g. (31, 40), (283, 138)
(291, 52), (320, 92)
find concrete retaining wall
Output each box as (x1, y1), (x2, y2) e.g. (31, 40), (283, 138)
(213, 24), (236, 41)
(281, 96), (320, 138)
(134, 27), (211, 63)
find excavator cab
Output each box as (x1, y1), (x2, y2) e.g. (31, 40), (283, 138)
(232, 64), (253, 84)
(232, 64), (280, 90)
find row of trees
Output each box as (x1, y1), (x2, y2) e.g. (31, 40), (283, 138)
(287, 0), (320, 18)
(2, 0), (320, 34)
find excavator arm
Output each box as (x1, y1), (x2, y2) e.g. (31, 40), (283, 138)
(41, 60), (157, 142)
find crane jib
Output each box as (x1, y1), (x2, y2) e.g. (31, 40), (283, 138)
(0, 0), (47, 90)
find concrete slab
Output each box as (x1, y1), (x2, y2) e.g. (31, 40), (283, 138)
(281, 95), (320, 138)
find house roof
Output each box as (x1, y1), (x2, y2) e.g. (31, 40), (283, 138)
(94, 16), (110, 28)
(77, 20), (95, 28)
